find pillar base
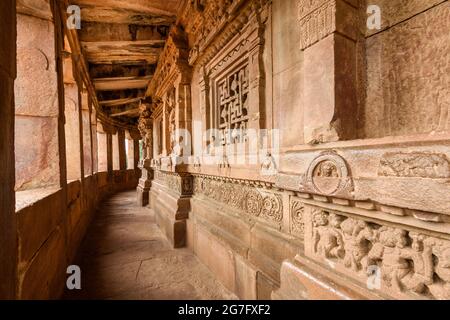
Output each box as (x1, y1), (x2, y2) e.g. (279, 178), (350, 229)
(137, 185), (151, 207)
(150, 170), (193, 248)
(136, 162), (153, 207)
(272, 255), (386, 300)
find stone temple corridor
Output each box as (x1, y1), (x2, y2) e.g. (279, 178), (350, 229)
(1, 0), (450, 301)
(64, 191), (235, 300)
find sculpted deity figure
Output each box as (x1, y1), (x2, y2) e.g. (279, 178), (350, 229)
(340, 218), (376, 272)
(172, 136), (184, 158)
(424, 237), (450, 299)
(368, 228), (434, 295)
(313, 211), (344, 259)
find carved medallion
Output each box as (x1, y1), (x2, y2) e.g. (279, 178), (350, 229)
(305, 151), (353, 197)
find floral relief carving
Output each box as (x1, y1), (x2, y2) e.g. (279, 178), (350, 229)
(291, 200), (305, 235)
(192, 175), (283, 224)
(154, 170), (194, 196)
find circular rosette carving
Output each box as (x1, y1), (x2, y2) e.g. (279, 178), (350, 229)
(291, 200), (305, 234)
(245, 189), (264, 216)
(305, 151), (353, 197)
(261, 194), (283, 222)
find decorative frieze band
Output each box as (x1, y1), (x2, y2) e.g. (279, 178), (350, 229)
(297, 0), (358, 50)
(192, 175), (283, 225)
(303, 205), (450, 300)
(298, 0), (336, 50)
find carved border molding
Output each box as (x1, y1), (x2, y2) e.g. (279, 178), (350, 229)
(183, 0), (271, 67)
(193, 174), (283, 225)
(146, 26), (191, 98)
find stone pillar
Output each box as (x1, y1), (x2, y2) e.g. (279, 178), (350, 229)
(300, 0), (358, 144)
(101, 122), (116, 180)
(81, 89), (92, 176)
(133, 139), (140, 171)
(97, 124), (108, 172)
(0, 0), (17, 299)
(136, 106), (153, 206)
(117, 129), (127, 171)
(64, 83), (81, 180)
(106, 133), (113, 176)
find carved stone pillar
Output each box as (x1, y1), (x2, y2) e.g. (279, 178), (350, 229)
(174, 83), (192, 158)
(136, 106), (154, 207)
(247, 11), (267, 133)
(300, 0), (359, 144)
(199, 68), (210, 151)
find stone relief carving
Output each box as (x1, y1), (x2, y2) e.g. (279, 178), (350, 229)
(378, 152), (450, 179)
(154, 170), (194, 196)
(193, 175), (283, 224)
(138, 107), (153, 161)
(306, 207), (450, 299)
(217, 63), (250, 145)
(261, 152), (277, 176)
(291, 200), (305, 235)
(298, 0), (337, 50)
(303, 151), (353, 197)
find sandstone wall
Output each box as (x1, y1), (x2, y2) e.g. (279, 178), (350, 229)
(15, 170), (139, 299)
(15, 13), (61, 191)
(361, 0), (450, 138)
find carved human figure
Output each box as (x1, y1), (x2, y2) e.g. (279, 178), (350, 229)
(312, 211), (344, 259)
(315, 161), (339, 178)
(368, 228), (433, 295)
(424, 237), (450, 299)
(172, 136), (184, 157)
(340, 218), (375, 272)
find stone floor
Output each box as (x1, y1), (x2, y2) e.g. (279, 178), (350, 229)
(64, 191), (236, 300)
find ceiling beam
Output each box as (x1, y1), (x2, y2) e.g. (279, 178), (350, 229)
(82, 41), (163, 65)
(110, 108), (140, 118)
(93, 76), (152, 91)
(79, 7), (176, 25)
(78, 22), (169, 42)
(100, 97), (143, 107)
(70, 0), (179, 17)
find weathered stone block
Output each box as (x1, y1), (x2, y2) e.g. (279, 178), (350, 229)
(195, 225), (237, 293)
(19, 227), (67, 300)
(17, 190), (63, 263)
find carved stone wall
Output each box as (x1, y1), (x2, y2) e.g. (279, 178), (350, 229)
(362, 1), (450, 138)
(145, 0), (450, 301)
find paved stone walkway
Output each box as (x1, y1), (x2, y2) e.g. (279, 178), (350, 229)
(64, 191), (236, 300)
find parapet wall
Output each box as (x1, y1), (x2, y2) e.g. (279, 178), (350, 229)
(15, 169), (139, 299)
